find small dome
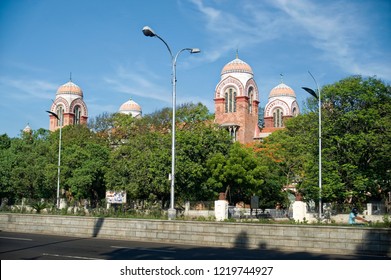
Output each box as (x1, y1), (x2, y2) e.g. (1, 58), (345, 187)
(119, 98), (142, 117)
(221, 58), (253, 76)
(23, 123), (32, 134)
(56, 81), (83, 96)
(269, 83), (296, 98)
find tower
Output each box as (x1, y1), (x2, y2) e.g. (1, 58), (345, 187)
(214, 55), (260, 143)
(259, 79), (300, 138)
(49, 79), (88, 131)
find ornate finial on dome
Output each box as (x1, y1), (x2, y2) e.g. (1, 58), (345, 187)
(280, 73), (283, 83)
(69, 72), (72, 82)
(236, 49), (239, 59)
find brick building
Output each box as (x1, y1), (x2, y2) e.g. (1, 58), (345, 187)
(214, 55), (300, 143)
(214, 55), (260, 143)
(259, 81), (300, 138)
(48, 79), (88, 131)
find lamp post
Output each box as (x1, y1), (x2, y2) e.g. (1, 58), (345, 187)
(302, 71), (322, 220)
(46, 110), (62, 209)
(142, 26), (200, 220)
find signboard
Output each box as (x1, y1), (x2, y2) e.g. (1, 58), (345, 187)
(251, 195), (259, 209)
(106, 190), (126, 204)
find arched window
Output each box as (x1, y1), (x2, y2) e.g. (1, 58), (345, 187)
(73, 106), (81, 124)
(273, 108), (283, 127)
(56, 106), (64, 127)
(224, 88), (237, 113)
(292, 107), (297, 117)
(248, 88), (254, 113)
(225, 92), (228, 113)
(229, 126), (237, 142)
(224, 125), (238, 142)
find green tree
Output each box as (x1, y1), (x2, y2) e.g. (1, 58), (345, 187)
(206, 142), (276, 206)
(0, 130), (52, 203)
(320, 76), (391, 206)
(264, 113), (320, 202)
(265, 76), (391, 208)
(247, 140), (293, 209)
(88, 112), (115, 134)
(105, 131), (171, 205)
(0, 134), (13, 204)
(174, 116), (232, 203)
(105, 103), (232, 207)
(48, 125), (109, 205)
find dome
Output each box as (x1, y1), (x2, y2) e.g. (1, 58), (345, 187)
(23, 123), (32, 134)
(221, 58), (253, 75)
(56, 81), (83, 96)
(119, 98), (142, 117)
(269, 83), (296, 98)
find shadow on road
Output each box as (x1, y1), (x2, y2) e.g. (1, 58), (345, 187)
(100, 243), (386, 260)
(1, 229), (389, 260)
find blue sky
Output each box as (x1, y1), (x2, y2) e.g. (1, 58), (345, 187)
(1, 0), (390, 138)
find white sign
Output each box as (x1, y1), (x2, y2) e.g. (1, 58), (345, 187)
(106, 190), (126, 204)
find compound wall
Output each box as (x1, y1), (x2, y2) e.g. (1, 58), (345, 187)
(0, 214), (390, 257)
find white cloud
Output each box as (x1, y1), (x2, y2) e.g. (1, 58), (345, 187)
(270, 0), (390, 80)
(188, 0), (277, 62)
(104, 65), (171, 103)
(0, 76), (57, 100)
(189, 0), (390, 80)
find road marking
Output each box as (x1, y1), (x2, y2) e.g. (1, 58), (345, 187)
(0, 236), (33, 241)
(42, 253), (103, 260)
(110, 246), (176, 254)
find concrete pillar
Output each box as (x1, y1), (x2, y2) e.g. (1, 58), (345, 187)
(184, 201), (190, 216)
(59, 198), (67, 209)
(215, 200), (228, 221)
(292, 201), (307, 222)
(367, 203), (372, 215)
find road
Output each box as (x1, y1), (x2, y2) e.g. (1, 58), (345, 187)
(0, 231), (388, 260)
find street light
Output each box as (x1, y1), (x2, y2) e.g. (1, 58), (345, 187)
(142, 25), (200, 220)
(46, 110), (62, 209)
(302, 71), (322, 220)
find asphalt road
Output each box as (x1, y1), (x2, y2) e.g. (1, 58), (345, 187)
(0, 231), (388, 260)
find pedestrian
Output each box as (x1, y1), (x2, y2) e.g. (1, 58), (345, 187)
(348, 207), (370, 225)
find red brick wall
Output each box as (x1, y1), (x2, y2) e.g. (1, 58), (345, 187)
(214, 96), (259, 144)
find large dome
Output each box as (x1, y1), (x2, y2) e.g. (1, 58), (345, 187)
(119, 98), (142, 117)
(269, 83), (296, 98)
(56, 81), (83, 96)
(221, 58), (253, 75)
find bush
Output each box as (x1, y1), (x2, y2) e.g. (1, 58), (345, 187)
(382, 214), (391, 228)
(30, 201), (48, 213)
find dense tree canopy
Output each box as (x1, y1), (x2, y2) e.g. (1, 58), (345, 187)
(59, 126), (109, 204)
(321, 76), (391, 205)
(0, 126), (109, 206)
(104, 103), (233, 207)
(0, 77), (389, 212)
(265, 76), (391, 208)
(0, 130), (52, 202)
